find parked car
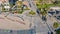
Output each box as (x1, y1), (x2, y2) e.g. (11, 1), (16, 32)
(56, 10), (60, 14)
(48, 31), (53, 34)
(29, 3), (32, 7)
(4, 3), (10, 11)
(54, 16), (60, 20)
(42, 16), (47, 21)
(48, 11), (55, 15)
(48, 7), (60, 15)
(36, 9), (40, 14)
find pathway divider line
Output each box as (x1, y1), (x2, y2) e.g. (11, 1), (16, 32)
(5, 17), (25, 25)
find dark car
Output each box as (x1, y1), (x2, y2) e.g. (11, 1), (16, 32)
(48, 31), (53, 34)
(55, 16), (60, 20)
(48, 12), (55, 15)
(57, 16), (60, 20)
(36, 9), (40, 14)
(29, 3), (32, 7)
(56, 10), (60, 14)
(42, 16), (47, 21)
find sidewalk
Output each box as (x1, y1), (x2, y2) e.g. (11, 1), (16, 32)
(0, 14), (31, 30)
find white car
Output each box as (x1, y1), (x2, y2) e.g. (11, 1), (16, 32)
(4, 3), (10, 11)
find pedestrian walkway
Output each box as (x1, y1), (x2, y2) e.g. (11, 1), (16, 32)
(0, 14), (31, 30)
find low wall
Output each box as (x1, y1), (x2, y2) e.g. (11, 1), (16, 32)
(0, 29), (36, 34)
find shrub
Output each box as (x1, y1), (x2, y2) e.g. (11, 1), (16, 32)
(53, 22), (59, 28)
(29, 11), (36, 15)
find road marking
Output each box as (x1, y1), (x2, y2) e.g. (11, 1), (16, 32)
(6, 17), (25, 25)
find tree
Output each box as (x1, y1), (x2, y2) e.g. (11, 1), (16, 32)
(15, 1), (23, 14)
(36, 0), (60, 18)
(53, 22), (59, 28)
(36, 0), (49, 16)
(16, 1), (22, 6)
(29, 10), (36, 15)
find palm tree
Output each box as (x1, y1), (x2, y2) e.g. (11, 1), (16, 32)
(15, 0), (23, 14)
